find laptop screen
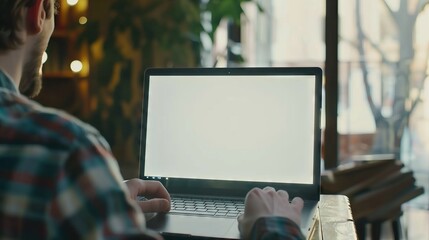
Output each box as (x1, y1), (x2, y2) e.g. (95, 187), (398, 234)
(141, 68), (320, 187)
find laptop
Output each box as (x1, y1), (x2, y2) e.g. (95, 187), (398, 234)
(139, 67), (322, 239)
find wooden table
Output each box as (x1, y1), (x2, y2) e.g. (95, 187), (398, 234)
(312, 195), (357, 240)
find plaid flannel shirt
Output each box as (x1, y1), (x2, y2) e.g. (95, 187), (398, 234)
(0, 70), (304, 240)
(250, 217), (305, 240)
(0, 70), (161, 239)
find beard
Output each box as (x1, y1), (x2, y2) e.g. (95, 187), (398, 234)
(19, 37), (45, 98)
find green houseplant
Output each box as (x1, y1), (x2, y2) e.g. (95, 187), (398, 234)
(78, 0), (262, 177)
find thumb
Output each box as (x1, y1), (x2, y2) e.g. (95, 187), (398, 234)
(237, 214), (244, 238)
(237, 213), (244, 224)
(237, 214), (254, 240)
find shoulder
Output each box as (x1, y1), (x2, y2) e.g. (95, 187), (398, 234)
(33, 104), (100, 143)
(0, 92), (106, 150)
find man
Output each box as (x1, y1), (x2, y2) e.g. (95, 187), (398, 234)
(0, 0), (305, 239)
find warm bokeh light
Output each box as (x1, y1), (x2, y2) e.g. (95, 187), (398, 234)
(79, 16), (88, 25)
(70, 60), (83, 73)
(66, 0), (79, 6)
(42, 52), (48, 64)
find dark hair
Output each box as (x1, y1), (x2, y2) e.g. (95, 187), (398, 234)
(0, 0), (55, 52)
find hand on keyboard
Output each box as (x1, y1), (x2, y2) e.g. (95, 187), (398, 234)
(124, 179), (171, 213)
(237, 187), (304, 239)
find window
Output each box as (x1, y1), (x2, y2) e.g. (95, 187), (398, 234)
(207, 0), (325, 69)
(338, 0), (429, 167)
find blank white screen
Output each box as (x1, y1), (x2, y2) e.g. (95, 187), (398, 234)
(145, 75), (315, 184)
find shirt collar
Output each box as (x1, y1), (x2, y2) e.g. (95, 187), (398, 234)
(0, 69), (19, 93)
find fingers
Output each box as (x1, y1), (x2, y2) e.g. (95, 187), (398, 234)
(142, 180), (171, 203)
(138, 198), (171, 213)
(263, 187), (291, 202)
(245, 187), (262, 202)
(256, 187), (300, 207)
(125, 179), (172, 214)
(241, 187), (302, 240)
(276, 189), (289, 200)
(144, 212), (157, 221)
(249, 187), (291, 199)
(291, 197), (304, 212)
(128, 179), (171, 203)
(263, 186), (276, 192)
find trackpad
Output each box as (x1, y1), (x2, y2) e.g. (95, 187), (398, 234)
(148, 214), (236, 238)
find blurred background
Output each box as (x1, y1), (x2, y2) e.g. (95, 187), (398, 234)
(36, 0), (428, 239)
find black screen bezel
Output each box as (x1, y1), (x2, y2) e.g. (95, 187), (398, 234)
(139, 67), (322, 200)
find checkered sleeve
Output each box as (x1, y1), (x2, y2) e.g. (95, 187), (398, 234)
(250, 217), (305, 240)
(48, 130), (162, 240)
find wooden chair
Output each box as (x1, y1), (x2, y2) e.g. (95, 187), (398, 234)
(322, 158), (424, 240)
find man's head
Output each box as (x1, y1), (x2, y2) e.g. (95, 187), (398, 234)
(0, 0), (56, 97)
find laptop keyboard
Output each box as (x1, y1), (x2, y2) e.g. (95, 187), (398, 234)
(170, 196), (245, 218)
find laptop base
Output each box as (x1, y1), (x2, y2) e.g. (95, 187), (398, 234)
(147, 200), (318, 239)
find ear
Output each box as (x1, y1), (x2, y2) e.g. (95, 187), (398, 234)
(27, 0), (46, 34)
